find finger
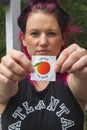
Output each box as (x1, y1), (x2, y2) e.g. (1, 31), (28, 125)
(1, 55), (28, 76)
(70, 55), (87, 72)
(72, 66), (87, 79)
(0, 64), (25, 82)
(1, 52), (34, 74)
(8, 50), (34, 72)
(60, 48), (87, 73)
(55, 44), (80, 72)
(0, 73), (15, 84)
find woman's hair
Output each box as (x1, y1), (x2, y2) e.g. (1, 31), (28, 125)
(17, 0), (81, 84)
(18, 0), (70, 33)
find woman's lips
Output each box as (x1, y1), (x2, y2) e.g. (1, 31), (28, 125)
(37, 50), (50, 55)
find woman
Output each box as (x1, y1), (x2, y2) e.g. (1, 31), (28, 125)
(0, 0), (87, 130)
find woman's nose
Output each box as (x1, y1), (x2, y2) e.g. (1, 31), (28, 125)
(39, 34), (48, 46)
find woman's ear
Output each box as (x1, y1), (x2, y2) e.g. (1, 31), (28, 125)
(20, 31), (27, 47)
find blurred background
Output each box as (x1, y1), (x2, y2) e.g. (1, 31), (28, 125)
(0, 0), (87, 129)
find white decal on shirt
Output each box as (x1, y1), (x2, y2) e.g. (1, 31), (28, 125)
(47, 96), (59, 111)
(12, 107), (26, 120)
(60, 117), (75, 130)
(56, 103), (70, 117)
(35, 100), (46, 110)
(22, 101), (34, 114)
(8, 96), (75, 130)
(8, 121), (21, 130)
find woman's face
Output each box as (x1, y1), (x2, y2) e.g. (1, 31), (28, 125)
(22, 12), (65, 56)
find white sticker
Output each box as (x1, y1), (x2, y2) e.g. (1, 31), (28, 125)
(31, 56), (56, 81)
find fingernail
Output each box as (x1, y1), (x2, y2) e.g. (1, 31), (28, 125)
(60, 68), (65, 73)
(60, 69), (64, 73)
(29, 66), (34, 72)
(54, 64), (60, 72)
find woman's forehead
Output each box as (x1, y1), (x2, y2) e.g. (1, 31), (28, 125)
(26, 12), (60, 30)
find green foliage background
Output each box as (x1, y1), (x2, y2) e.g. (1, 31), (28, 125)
(0, 6), (5, 58)
(60, 0), (87, 48)
(0, 0), (87, 129)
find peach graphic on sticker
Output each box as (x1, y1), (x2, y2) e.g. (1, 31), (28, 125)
(31, 56), (56, 81)
(34, 61), (50, 75)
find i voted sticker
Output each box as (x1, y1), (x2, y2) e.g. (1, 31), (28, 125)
(31, 56), (56, 81)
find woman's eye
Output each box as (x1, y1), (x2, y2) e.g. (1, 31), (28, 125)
(48, 32), (56, 36)
(30, 32), (39, 37)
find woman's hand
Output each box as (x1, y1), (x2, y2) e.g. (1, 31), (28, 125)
(55, 43), (87, 106)
(0, 49), (34, 102)
(55, 43), (87, 79)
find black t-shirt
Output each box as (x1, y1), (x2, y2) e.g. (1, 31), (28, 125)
(2, 77), (84, 130)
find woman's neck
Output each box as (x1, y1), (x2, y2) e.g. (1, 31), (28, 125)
(34, 81), (50, 91)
